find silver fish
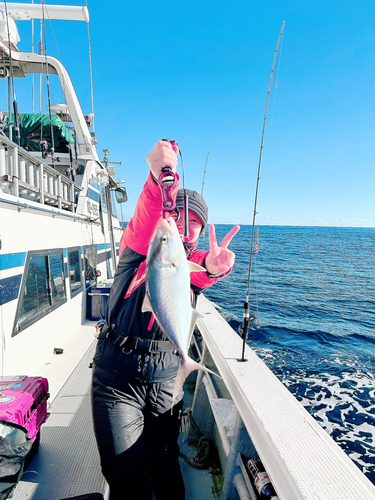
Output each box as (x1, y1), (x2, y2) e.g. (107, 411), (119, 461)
(142, 217), (217, 401)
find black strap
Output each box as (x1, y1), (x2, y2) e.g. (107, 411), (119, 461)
(110, 331), (176, 354)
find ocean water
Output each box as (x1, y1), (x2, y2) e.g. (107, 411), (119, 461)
(199, 225), (375, 483)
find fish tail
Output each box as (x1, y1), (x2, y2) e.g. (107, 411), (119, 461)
(172, 356), (222, 402)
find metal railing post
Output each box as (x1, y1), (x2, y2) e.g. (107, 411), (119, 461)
(27, 161), (34, 187)
(58, 175), (62, 209)
(39, 164), (44, 204)
(70, 183), (75, 212)
(19, 158), (26, 182)
(48, 173), (54, 196)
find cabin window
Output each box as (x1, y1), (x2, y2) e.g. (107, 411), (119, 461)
(67, 247), (82, 298)
(13, 249), (67, 336)
(83, 245), (98, 288)
(18, 255), (50, 326)
(49, 253), (66, 304)
(100, 188), (107, 214)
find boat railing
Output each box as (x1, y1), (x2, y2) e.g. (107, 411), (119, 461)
(0, 134), (82, 212)
(194, 294), (375, 500)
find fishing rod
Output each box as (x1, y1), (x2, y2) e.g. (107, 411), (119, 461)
(201, 151), (210, 196)
(239, 21), (285, 363)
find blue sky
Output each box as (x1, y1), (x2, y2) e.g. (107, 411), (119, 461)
(6, 0), (375, 227)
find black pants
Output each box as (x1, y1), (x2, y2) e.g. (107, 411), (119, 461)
(91, 367), (185, 500)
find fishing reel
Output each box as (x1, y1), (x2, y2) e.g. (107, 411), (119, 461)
(40, 140), (60, 162)
(239, 301), (261, 340)
(238, 301), (261, 362)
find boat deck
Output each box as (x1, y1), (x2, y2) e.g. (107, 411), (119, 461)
(12, 342), (107, 500)
(12, 337), (216, 500)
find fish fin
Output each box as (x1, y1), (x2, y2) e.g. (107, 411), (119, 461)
(172, 254), (183, 268)
(141, 292), (154, 313)
(191, 308), (203, 327)
(187, 308), (203, 348)
(188, 261), (206, 273)
(173, 357), (222, 401)
(201, 364), (222, 380)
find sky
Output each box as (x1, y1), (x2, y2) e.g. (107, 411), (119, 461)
(4, 0), (375, 227)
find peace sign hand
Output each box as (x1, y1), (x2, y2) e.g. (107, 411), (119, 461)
(205, 224), (240, 275)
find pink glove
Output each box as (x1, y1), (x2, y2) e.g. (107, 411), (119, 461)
(146, 140), (179, 181)
(205, 224), (240, 275)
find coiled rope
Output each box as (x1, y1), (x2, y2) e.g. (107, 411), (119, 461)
(179, 409), (221, 475)
(180, 436), (221, 475)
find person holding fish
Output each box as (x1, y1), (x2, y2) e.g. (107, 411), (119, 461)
(91, 140), (240, 500)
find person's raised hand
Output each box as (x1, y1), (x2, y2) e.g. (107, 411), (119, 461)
(146, 140), (179, 181)
(205, 224), (240, 275)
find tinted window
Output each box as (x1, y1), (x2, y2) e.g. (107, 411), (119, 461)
(18, 255), (50, 325)
(68, 248), (82, 297)
(14, 250), (67, 336)
(100, 188), (107, 213)
(83, 245), (97, 288)
(49, 253), (66, 304)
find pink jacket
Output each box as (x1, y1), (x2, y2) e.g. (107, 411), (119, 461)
(119, 172), (230, 290)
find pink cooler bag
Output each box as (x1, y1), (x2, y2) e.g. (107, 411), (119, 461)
(0, 376), (50, 441)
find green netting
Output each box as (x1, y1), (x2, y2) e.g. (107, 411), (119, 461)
(3, 113), (74, 153)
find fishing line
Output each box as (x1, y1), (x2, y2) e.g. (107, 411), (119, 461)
(1, 44), (9, 134)
(43, 2), (91, 165)
(268, 31), (284, 144)
(261, 30), (284, 181)
(239, 21), (285, 362)
(3, 0), (20, 146)
(41, 1), (56, 165)
(253, 230), (261, 322)
(178, 146), (190, 241)
(86, 0), (95, 134)
(31, 0), (34, 113)
(44, 3), (73, 170)
(178, 144), (186, 189)
(45, 6), (63, 63)
(248, 226), (261, 325)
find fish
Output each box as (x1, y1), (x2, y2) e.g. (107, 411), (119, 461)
(142, 217), (219, 402)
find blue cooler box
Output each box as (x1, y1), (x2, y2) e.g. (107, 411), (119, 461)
(87, 283), (112, 321)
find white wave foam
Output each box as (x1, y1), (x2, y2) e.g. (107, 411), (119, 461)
(281, 369), (375, 476)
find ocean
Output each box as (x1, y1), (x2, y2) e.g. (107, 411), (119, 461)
(199, 225), (375, 484)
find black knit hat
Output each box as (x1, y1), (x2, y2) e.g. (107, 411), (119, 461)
(176, 189), (208, 228)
